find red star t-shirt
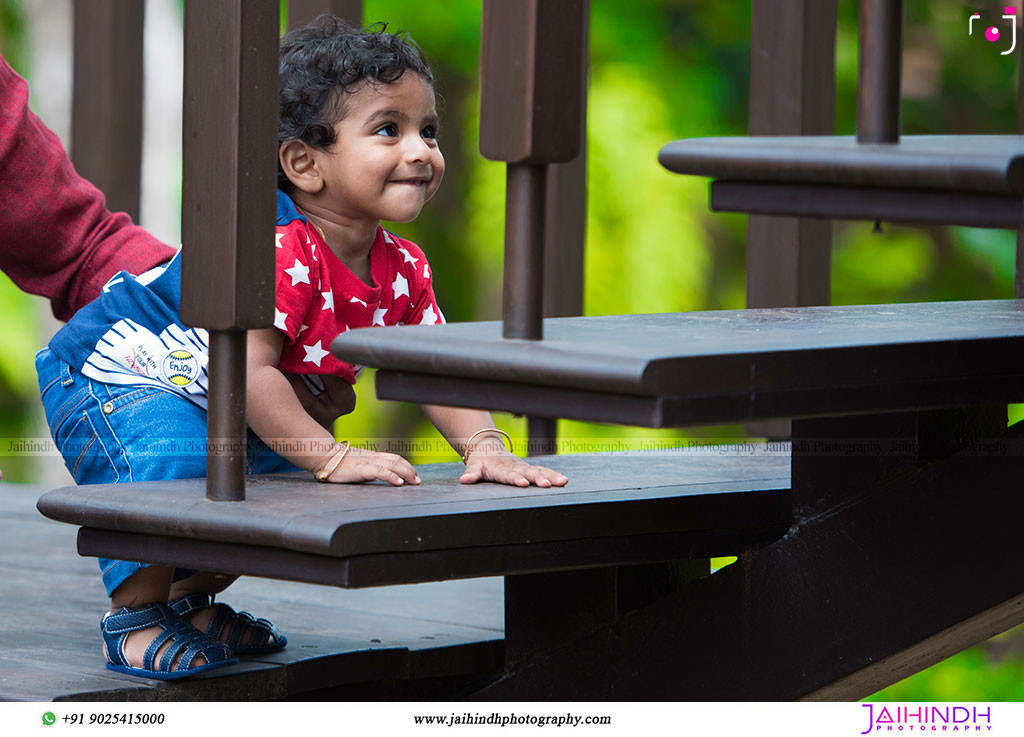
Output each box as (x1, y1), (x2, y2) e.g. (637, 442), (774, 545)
(273, 198), (444, 384)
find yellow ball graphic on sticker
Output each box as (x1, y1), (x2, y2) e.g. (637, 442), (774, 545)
(161, 349), (200, 387)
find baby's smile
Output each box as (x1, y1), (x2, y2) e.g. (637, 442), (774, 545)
(389, 174), (431, 186)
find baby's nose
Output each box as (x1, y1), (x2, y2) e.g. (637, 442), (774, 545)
(403, 135), (433, 161)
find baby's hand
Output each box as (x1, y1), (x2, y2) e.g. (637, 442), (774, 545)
(319, 445), (420, 486)
(460, 438), (568, 488)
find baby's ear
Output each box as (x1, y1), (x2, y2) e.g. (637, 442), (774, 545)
(279, 140), (323, 194)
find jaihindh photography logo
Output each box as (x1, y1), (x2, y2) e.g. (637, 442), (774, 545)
(860, 704), (993, 733)
(969, 6), (1018, 54)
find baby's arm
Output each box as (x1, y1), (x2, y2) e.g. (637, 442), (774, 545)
(247, 327), (419, 485)
(422, 404), (568, 488)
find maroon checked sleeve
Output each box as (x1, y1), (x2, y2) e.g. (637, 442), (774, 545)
(0, 55), (175, 321)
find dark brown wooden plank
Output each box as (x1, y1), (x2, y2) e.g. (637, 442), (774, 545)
(71, 0), (143, 222)
(713, 181), (1024, 228)
(374, 366), (1024, 427)
(659, 135), (1024, 194)
(379, 371), (673, 425)
(479, 0), (585, 165)
(38, 452), (791, 559)
(332, 300), (1024, 397)
(77, 524), (778, 589)
(179, 0), (278, 331)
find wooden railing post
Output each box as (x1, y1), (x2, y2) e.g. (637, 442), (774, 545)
(71, 0), (143, 221)
(857, 0), (903, 144)
(480, 0), (588, 455)
(180, 0), (280, 501)
(746, 0), (836, 310)
(480, 0), (587, 341)
(530, 5), (591, 457)
(745, 0), (837, 440)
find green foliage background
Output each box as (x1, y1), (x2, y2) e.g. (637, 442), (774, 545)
(2, 0), (1023, 699)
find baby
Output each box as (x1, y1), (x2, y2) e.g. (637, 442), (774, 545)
(36, 17), (566, 680)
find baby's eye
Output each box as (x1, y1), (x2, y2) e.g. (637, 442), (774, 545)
(374, 124), (398, 137)
(421, 125), (438, 140)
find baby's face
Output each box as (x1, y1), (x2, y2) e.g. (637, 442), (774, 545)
(316, 73), (444, 224)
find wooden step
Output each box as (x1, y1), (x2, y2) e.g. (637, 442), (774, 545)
(659, 135), (1024, 227)
(37, 451), (790, 589)
(331, 300), (1024, 427)
(659, 135), (1024, 193)
(2, 484), (502, 701)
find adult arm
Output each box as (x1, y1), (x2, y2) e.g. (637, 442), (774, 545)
(0, 55), (175, 320)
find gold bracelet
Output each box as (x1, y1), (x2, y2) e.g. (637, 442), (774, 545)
(461, 428), (513, 464)
(315, 441), (351, 482)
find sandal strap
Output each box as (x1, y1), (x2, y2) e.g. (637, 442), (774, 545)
(101, 603), (233, 674)
(224, 607), (282, 650)
(143, 624), (178, 673)
(169, 594), (241, 648)
(102, 603), (169, 669)
(166, 593), (211, 618)
(170, 594), (283, 652)
(209, 603), (276, 651)
(208, 605), (240, 649)
(102, 603), (167, 634)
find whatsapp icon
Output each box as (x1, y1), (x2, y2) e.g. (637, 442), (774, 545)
(42, 712), (56, 726)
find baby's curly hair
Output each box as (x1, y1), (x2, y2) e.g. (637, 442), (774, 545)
(278, 16), (434, 192)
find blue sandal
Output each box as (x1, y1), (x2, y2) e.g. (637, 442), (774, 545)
(101, 603), (238, 680)
(168, 594), (287, 655)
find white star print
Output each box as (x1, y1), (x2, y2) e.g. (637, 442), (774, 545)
(275, 233), (284, 248)
(274, 308), (288, 331)
(350, 296), (368, 308)
(302, 340), (330, 367)
(392, 273), (409, 300)
(383, 231), (394, 244)
(420, 305), (439, 325)
(424, 264), (431, 280)
(373, 307), (388, 327)
(284, 258), (310, 286)
(321, 290), (334, 311)
(298, 324), (309, 335)
(398, 247), (419, 266)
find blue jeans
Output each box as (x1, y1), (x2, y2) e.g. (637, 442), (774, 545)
(36, 347), (300, 596)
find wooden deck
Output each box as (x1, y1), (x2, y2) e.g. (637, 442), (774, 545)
(0, 484), (503, 701)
